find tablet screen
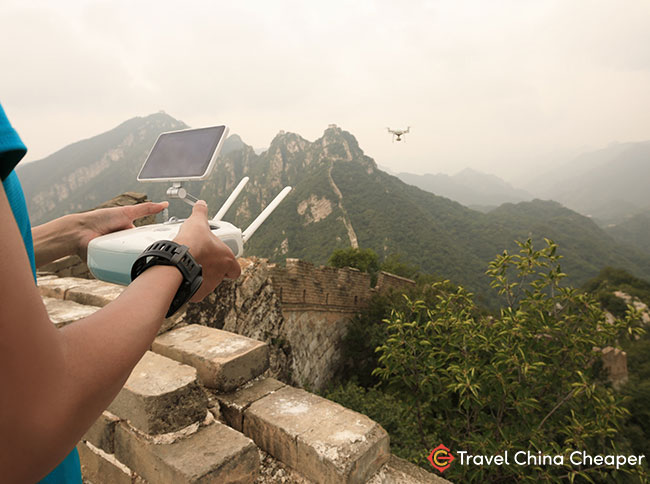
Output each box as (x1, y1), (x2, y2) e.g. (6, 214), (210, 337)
(138, 125), (227, 180)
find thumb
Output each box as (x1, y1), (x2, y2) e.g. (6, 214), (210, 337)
(189, 200), (209, 220)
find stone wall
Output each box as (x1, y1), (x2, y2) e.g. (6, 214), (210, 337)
(38, 274), (444, 484)
(185, 258), (416, 391)
(270, 258), (373, 310)
(601, 346), (628, 389)
(41, 193), (417, 391)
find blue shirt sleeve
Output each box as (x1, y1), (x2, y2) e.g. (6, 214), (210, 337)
(1, 102), (83, 483)
(0, 103), (27, 181)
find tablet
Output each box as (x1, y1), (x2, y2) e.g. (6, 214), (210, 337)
(137, 125), (229, 182)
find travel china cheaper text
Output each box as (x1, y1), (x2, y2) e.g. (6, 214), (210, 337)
(456, 450), (646, 470)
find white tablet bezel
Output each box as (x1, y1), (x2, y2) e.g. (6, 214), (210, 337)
(137, 125), (230, 182)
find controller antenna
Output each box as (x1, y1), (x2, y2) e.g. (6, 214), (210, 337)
(243, 187), (292, 242)
(213, 177), (250, 221)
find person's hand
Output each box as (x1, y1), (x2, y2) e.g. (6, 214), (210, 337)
(76, 202), (168, 259)
(173, 200), (241, 301)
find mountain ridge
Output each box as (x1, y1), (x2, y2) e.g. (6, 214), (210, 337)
(17, 114), (650, 303)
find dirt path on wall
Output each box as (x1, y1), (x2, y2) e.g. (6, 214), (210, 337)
(328, 162), (359, 248)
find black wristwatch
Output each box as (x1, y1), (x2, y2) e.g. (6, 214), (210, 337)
(131, 240), (203, 317)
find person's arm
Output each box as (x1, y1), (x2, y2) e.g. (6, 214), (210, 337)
(31, 202), (169, 268)
(0, 187), (241, 483)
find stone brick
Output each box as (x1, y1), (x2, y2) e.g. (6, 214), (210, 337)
(601, 346), (628, 389)
(40, 255), (82, 275)
(368, 455), (450, 484)
(152, 325), (269, 392)
(217, 378), (286, 431)
(65, 279), (124, 307)
(83, 411), (120, 453)
(108, 351), (207, 434)
(37, 276), (93, 299)
(43, 297), (101, 328)
(115, 421), (259, 483)
(243, 385), (389, 484)
(297, 408), (390, 483)
(77, 441), (135, 484)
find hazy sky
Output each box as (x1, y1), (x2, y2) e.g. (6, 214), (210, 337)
(2, 0), (650, 183)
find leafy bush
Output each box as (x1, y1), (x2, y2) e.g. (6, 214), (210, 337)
(329, 239), (647, 482)
(328, 247), (380, 273)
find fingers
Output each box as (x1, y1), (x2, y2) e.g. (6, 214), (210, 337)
(124, 201), (169, 221)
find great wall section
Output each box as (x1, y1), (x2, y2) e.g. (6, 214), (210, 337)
(38, 255), (447, 483)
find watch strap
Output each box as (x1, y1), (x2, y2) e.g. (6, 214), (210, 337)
(131, 240), (203, 317)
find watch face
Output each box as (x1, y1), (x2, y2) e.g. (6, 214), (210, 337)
(138, 125), (227, 181)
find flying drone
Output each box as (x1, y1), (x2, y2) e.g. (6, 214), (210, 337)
(387, 126), (410, 142)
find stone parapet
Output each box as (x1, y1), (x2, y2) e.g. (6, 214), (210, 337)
(42, 297), (101, 328)
(601, 346), (628, 389)
(182, 257), (416, 391)
(368, 455), (451, 483)
(217, 378), (287, 432)
(270, 258), (373, 310)
(152, 324), (269, 392)
(38, 275), (182, 334)
(40, 268), (441, 483)
(77, 441), (143, 484)
(114, 421), (260, 484)
(107, 351), (207, 435)
(83, 411), (120, 454)
(240, 385), (390, 483)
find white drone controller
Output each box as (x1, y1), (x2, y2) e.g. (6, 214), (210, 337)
(87, 125), (291, 286)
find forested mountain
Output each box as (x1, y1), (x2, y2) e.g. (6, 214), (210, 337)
(526, 141), (650, 225)
(17, 112), (188, 222)
(18, 114), (650, 301)
(605, 210), (650, 255)
(396, 168), (532, 210)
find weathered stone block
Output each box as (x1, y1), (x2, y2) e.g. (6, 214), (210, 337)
(37, 276), (93, 299)
(242, 387), (341, 472)
(77, 441), (135, 484)
(115, 421), (260, 483)
(368, 455), (450, 484)
(297, 408), (390, 483)
(43, 297), (101, 328)
(108, 351), (207, 434)
(152, 325), (269, 392)
(83, 411), (120, 454)
(243, 385), (389, 483)
(40, 255), (81, 275)
(217, 378), (286, 431)
(65, 279), (124, 307)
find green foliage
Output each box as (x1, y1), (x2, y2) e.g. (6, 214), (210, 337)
(328, 247), (380, 274)
(338, 280), (463, 388)
(580, 266), (650, 477)
(338, 293), (393, 388)
(583, 267), (650, 318)
(622, 331), (650, 461)
(331, 240), (647, 482)
(325, 382), (424, 462)
(380, 253), (419, 279)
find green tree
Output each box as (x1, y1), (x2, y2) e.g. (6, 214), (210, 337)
(370, 239), (646, 482)
(380, 253), (419, 279)
(328, 247), (379, 274)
